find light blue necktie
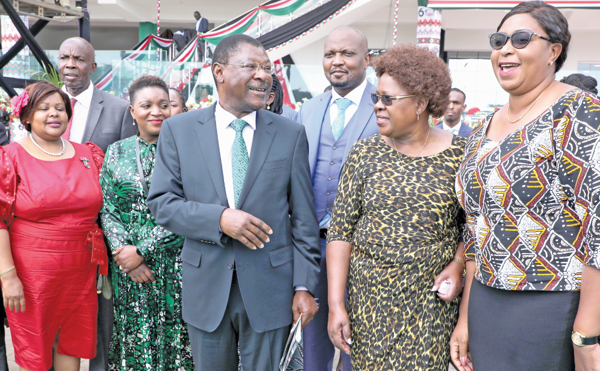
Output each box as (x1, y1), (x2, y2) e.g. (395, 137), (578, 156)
(331, 98), (352, 140)
(231, 119), (248, 208)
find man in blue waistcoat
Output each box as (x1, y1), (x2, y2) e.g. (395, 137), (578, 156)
(298, 26), (378, 371)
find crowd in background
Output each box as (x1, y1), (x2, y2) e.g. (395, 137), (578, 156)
(0, 1), (600, 371)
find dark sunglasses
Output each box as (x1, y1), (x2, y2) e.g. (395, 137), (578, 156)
(371, 93), (415, 106)
(488, 30), (551, 50)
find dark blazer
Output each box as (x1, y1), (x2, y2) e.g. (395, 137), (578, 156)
(82, 86), (136, 153)
(196, 18), (209, 33)
(435, 121), (473, 137)
(0, 125), (8, 146)
(298, 81), (379, 178)
(147, 105), (320, 333)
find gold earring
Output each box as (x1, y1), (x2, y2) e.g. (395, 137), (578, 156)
(417, 112), (420, 121)
(550, 61), (554, 66)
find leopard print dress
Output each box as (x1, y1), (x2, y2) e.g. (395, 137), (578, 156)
(327, 134), (466, 370)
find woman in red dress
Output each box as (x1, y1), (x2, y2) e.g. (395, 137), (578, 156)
(0, 81), (107, 371)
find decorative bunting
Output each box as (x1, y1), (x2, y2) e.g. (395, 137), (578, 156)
(393, 0), (399, 46)
(266, 0), (356, 53)
(260, 0), (307, 16)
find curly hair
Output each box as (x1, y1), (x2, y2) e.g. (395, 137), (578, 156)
(372, 44), (451, 118)
(20, 81), (72, 132)
(128, 75), (169, 104)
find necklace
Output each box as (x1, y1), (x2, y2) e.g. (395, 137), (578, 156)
(507, 84), (550, 124)
(392, 127), (431, 170)
(30, 135), (66, 156)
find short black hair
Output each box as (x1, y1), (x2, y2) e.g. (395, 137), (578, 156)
(498, 1), (570, 73)
(560, 73), (598, 95)
(128, 75), (169, 104)
(451, 88), (466, 104)
(211, 34), (265, 85)
(212, 34), (264, 66)
(268, 75), (284, 115)
(169, 87), (186, 106)
(194, 11), (200, 15)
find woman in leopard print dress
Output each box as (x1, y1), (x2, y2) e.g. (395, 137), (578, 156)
(326, 45), (467, 370)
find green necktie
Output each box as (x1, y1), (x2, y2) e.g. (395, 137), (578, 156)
(231, 119), (249, 208)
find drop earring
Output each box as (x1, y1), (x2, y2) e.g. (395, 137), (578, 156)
(417, 112), (420, 121)
(267, 104), (270, 110)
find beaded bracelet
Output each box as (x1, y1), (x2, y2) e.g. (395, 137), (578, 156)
(0, 266), (15, 278)
(452, 257), (466, 269)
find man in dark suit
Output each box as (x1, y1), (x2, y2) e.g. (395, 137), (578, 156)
(147, 34), (320, 371)
(194, 11), (209, 34)
(435, 88), (473, 137)
(298, 26), (378, 371)
(58, 37), (136, 371)
(58, 37), (136, 153)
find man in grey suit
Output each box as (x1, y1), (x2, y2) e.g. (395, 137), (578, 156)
(298, 26), (379, 371)
(58, 37), (136, 371)
(147, 34), (320, 371)
(58, 37), (136, 153)
(435, 88), (473, 137)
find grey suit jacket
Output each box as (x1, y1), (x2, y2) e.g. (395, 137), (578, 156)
(82, 86), (136, 153)
(298, 81), (379, 179)
(147, 106), (320, 333)
(435, 122), (473, 137)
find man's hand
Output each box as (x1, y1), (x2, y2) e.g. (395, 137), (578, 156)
(128, 263), (156, 284)
(113, 245), (143, 273)
(219, 208), (272, 250)
(292, 290), (318, 329)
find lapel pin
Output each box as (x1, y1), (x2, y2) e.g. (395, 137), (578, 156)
(80, 157), (90, 168)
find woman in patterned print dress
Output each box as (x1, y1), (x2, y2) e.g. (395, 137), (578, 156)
(326, 45), (467, 370)
(100, 76), (193, 371)
(451, 2), (600, 371)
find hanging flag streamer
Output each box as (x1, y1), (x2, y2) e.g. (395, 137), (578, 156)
(260, 0), (306, 16)
(393, 0), (399, 46)
(96, 35), (173, 90)
(156, 0), (161, 35)
(199, 9), (259, 46)
(273, 59), (296, 109)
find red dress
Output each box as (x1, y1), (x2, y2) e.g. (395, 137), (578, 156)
(0, 141), (107, 371)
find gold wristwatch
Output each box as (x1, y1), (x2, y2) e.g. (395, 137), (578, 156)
(572, 331), (600, 347)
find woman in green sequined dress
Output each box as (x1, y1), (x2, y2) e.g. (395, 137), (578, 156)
(100, 76), (193, 371)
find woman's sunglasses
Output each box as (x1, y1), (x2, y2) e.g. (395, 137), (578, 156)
(371, 93), (415, 106)
(488, 30), (551, 50)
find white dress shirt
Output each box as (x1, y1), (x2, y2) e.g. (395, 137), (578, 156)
(215, 102), (256, 209)
(329, 78), (368, 128)
(62, 82), (94, 143)
(442, 121), (460, 135)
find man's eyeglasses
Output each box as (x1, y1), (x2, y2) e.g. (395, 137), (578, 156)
(223, 62), (273, 74)
(371, 93), (415, 106)
(488, 30), (552, 50)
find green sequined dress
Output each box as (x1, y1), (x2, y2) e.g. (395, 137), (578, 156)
(100, 135), (193, 371)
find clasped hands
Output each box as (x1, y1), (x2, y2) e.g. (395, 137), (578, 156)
(219, 208), (318, 328)
(113, 245), (155, 283)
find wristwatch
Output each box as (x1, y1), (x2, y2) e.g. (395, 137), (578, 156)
(571, 331), (600, 347)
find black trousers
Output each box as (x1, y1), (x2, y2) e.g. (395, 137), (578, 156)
(469, 280), (580, 371)
(187, 272), (290, 371)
